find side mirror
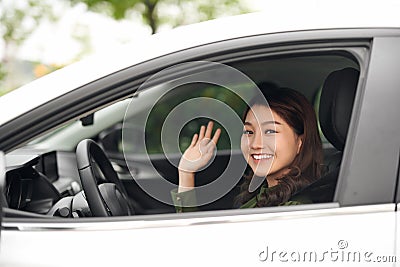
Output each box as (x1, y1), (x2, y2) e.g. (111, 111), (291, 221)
(98, 125), (122, 153)
(98, 124), (146, 155)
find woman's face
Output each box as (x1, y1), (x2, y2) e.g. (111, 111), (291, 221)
(241, 104), (303, 180)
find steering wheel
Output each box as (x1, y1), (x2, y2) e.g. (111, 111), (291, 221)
(76, 139), (134, 216)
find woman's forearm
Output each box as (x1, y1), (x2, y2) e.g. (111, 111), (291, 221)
(178, 171), (195, 193)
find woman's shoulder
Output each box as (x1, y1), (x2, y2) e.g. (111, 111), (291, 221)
(281, 192), (313, 206)
(239, 184), (313, 208)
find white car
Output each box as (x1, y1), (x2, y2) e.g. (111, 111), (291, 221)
(1, 2), (400, 266)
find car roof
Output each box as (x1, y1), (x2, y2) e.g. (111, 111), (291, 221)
(1, 0), (400, 126)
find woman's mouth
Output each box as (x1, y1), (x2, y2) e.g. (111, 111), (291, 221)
(251, 153), (273, 161)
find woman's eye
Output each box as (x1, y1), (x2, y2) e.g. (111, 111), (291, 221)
(265, 129), (277, 134)
(243, 130), (253, 135)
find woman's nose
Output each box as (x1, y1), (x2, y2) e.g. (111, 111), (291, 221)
(250, 131), (264, 149)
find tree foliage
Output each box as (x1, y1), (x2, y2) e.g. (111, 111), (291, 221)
(70, 0), (251, 34)
(0, 0), (55, 93)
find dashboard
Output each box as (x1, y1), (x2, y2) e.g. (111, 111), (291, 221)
(4, 150), (83, 216)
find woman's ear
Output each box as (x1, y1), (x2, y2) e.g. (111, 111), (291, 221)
(297, 136), (303, 154)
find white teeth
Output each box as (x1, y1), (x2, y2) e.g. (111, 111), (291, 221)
(252, 154), (273, 160)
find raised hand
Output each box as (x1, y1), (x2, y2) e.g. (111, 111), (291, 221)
(178, 121), (221, 174)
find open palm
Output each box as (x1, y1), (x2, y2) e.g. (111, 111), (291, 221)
(179, 121), (221, 173)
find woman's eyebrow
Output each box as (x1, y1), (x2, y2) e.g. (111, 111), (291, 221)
(244, 121), (282, 126)
(262, 121), (282, 125)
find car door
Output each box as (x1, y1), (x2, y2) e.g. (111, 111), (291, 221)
(0, 30), (399, 267)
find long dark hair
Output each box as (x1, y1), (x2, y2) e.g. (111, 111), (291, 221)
(235, 84), (323, 207)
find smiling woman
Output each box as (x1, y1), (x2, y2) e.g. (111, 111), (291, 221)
(237, 85), (323, 207)
(173, 84), (323, 211)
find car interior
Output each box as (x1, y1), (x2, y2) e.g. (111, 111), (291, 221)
(2, 51), (361, 218)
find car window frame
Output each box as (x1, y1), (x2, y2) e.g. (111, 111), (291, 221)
(341, 36), (400, 207)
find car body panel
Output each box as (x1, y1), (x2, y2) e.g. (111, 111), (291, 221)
(334, 37), (400, 206)
(0, 204), (396, 266)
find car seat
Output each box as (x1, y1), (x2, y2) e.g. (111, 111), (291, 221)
(293, 67), (360, 203)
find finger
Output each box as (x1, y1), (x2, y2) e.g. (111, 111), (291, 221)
(198, 125), (206, 140)
(204, 121), (214, 139)
(190, 133), (198, 147)
(211, 128), (221, 145)
(206, 128), (221, 153)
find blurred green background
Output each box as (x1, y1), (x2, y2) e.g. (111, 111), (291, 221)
(0, 0), (261, 96)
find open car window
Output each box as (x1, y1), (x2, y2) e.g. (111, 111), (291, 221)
(3, 46), (363, 219)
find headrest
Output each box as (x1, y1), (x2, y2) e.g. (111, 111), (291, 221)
(319, 67), (359, 151)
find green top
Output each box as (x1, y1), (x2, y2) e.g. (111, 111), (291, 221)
(171, 184), (312, 213)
